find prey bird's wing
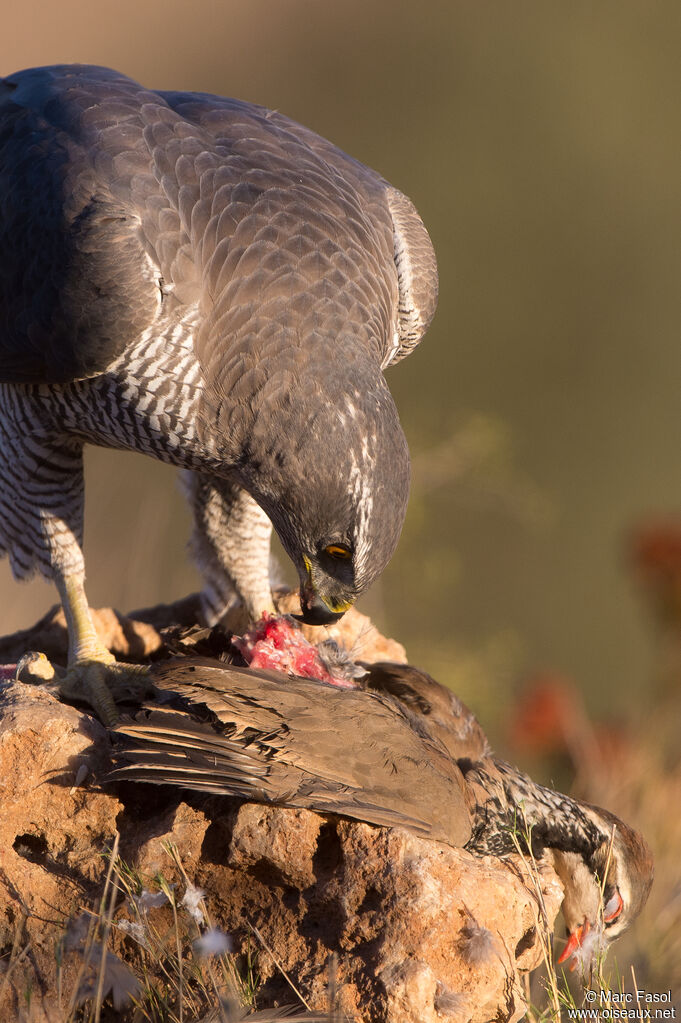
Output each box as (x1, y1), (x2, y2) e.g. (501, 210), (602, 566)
(362, 661), (492, 762)
(111, 659), (472, 847)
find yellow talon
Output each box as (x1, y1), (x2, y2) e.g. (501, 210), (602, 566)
(18, 573), (154, 726)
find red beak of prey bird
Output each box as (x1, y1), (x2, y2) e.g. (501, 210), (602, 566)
(108, 655), (653, 970)
(0, 63), (437, 723)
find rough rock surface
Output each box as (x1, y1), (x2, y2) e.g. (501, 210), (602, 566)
(275, 591), (407, 665)
(0, 590), (405, 667)
(0, 601), (167, 664)
(0, 677), (563, 1022)
(0, 682), (121, 1021)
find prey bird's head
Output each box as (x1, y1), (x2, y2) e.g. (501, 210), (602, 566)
(235, 361), (410, 626)
(553, 807), (653, 971)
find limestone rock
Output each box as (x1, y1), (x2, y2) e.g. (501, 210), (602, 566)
(0, 591), (404, 667)
(0, 679), (563, 1022)
(0, 603), (165, 664)
(275, 591), (407, 664)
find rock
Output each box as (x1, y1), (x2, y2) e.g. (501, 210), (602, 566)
(0, 591), (405, 668)
(0, 603), (165, 665)
(0, 678), (564, 1023)
(0, 680), (120, 1021)
(228, 805), (322, 890)
(275, 592), (407, 664)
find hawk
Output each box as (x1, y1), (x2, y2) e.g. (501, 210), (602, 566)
(0, 65), (438, 721)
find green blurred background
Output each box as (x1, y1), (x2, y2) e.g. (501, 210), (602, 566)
(2, 1), (681, 744)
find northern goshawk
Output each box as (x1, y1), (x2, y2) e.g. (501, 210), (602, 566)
(0, 64), (438, 721)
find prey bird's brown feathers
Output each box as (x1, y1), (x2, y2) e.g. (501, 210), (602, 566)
(111, 657), (653, 967)
(112, 658), (473, 847)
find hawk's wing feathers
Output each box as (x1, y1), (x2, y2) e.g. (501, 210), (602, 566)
(0, 66), (437, 384)
(385, 186), (439, 366)
(157, 88), (438, 370)
(0, 68), (164, 383)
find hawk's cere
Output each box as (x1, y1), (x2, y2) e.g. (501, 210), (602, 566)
(0, 65), (438, 720)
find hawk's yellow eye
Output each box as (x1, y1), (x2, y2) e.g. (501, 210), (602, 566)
(325, 544), (352, 561)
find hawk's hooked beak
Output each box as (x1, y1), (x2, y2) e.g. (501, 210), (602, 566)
(295, 557), (354, 626)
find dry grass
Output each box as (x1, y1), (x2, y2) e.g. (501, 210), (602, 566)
(572, 701), (681, 1000)
(513, 686), (681, 1020)
(0, 838), (344, 1023)
(504, 807), (620, 1023)
(2, 732), (676, 1022)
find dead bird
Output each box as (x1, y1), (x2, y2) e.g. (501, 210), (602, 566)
(105, 656), (653, 968)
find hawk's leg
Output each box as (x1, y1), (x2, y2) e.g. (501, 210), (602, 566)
(0, 422), (147, 724)
(182, 471), (276, 624)
(53, 567), (151, 724)
(54, 567), (117, 722)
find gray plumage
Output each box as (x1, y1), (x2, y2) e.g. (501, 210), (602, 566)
(0, 64), (438, 660)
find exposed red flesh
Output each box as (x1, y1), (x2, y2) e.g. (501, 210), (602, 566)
(233, 613), (354, 687)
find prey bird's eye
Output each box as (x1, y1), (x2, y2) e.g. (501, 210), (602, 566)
(604, 890), (624, 924)
(325, 544), (352, 561)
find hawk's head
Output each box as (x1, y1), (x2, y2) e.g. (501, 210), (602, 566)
(234, 362), (410, 626)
